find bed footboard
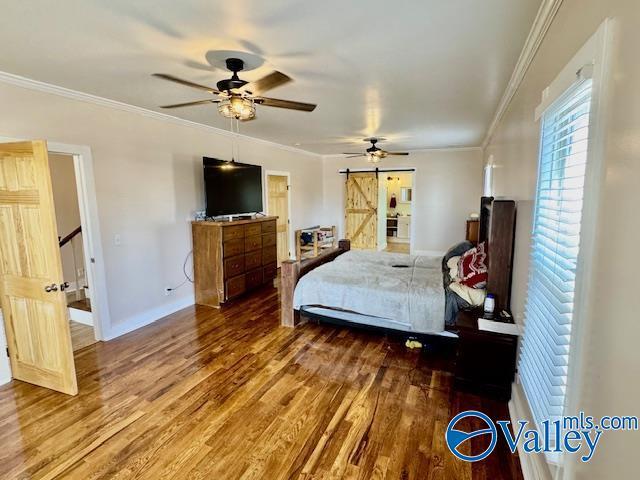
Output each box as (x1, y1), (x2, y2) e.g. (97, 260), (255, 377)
(280, 239), (351, 327)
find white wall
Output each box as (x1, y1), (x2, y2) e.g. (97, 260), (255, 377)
(485, 1), (640, 478)
(322, 149), (483, 254)
(0, 80), (323, 340)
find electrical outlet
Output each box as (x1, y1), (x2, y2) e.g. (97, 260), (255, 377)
(164, 287), (171, 296)
(114, 234), (122, 246)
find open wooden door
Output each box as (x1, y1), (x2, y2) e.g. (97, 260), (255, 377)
(267, 174), (290, 265)
(0, 141), (78, 395)
(345, 173), (378, 249)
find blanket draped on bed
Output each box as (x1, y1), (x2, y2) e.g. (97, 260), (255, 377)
(293, 250), (445, 334)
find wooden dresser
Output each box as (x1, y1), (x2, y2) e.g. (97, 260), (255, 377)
(192, 217), (278, 307)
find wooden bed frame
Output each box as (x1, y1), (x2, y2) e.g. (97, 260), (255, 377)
(280, 197), (516, 328)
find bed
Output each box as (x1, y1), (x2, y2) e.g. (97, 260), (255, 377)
(280, 197), (516, 338)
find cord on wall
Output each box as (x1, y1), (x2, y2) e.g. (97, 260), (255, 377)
(166, 251), (194, 293)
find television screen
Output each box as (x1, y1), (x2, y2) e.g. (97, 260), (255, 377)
(203, 158), (263, 217)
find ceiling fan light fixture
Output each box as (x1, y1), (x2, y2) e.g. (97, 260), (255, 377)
(218, 96), (256, 121)
(367, 153), (381, 164)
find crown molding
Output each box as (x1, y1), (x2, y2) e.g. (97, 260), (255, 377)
(321, 145), (482, 159)
(482, 0), (564, 150)
(0, 70), (322, 158)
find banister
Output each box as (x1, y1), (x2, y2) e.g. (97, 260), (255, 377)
(59, 226), (82, 248)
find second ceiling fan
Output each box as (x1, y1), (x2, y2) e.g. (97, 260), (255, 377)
(153, 57), (316, 121)
(343, 138), (409, 163)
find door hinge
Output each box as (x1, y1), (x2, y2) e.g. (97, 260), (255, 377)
(287, 185), (290, 190)
(5, 347), (9, 357)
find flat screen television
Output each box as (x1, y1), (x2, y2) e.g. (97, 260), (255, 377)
(203, 157), (263, 217)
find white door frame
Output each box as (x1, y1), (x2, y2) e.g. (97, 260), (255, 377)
(0, 136), (110, 342)
(264, 170), (294, 260)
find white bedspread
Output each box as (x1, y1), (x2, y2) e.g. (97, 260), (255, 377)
(293, 250), (445, 334)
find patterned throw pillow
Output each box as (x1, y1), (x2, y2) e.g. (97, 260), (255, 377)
(458, 242), (488, 288)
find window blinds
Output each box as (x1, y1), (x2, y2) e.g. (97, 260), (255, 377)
(519, 78), (593, 432)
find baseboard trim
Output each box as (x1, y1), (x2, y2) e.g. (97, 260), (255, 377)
(509, 382), (552, 480)
(104, 295), (195, 340)
(68, 307), (93, 326)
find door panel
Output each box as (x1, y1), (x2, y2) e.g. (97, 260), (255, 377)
(0, 141), (78, 395)
(345, 173), (378, 250)
(267, 175), (289, 265)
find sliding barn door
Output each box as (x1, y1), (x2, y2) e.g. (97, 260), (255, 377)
(345, 173), (378, 250)
(0, 141), (78, 395)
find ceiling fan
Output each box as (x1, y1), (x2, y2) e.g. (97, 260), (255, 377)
(153, 57), (316, 121)
(343, 138), (410, 163)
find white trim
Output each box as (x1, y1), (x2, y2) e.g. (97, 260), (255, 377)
(0, 310), (10, 385)
(0, 70), (322, 159)
(558, 20), (612, 480)
(0, 136), (111, 341)
(105, 294), (194, 340)
(264, 170), (295, 260)
(509, 381), (553, 480)
(482, 0), (564, 149)
(68, 307), (93, 326)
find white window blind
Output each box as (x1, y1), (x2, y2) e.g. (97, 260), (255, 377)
(519, 78), (593, 432)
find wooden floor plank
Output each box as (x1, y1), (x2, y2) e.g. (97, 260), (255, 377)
(0, 285), (523, 480)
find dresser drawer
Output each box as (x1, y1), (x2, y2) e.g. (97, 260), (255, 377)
(244, 234), (262, 252)
(224, 255), (245, 278)
(261, 220), (276, 233)
(262, 247), (277, 266)
(225, 274), (246, 299)
(223, 238), (244, 258)
(262, 233), (277, 247)
(245, 250), (262, 271)
(223, 225), (245, 241)
(245, 268), (263, 289)
(263, 262), (277, 281)
(245, 223), (262, 237)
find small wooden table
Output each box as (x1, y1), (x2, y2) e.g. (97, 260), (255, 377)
(453, 309), (519, 400)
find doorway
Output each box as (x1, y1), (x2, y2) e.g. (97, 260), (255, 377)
(383, 172), (414, 254)
(0, 138), (109, 394)
(265, 171), (291, 265)
(49, 153), (96, 351)
(340, 169), (415, 253)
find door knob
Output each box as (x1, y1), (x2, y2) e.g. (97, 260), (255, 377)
(44, 284), (59, 292)
(60, 282), (70, 292)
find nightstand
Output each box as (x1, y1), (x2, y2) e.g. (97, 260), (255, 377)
(453, 309), (519, 400)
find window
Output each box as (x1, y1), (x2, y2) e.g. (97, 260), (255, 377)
(519, 77), (593, 436)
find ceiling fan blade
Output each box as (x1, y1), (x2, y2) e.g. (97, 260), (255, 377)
(244, 71), (292, 95)
(255, 97), (317, 112)
(385, 152), (410, 156)
(346, 154), (366, 158)
(342, 152), (363, 155)
(152, 73), (220, 94)
(159, 99), (220, 109)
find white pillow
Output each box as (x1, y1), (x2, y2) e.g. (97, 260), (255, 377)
(449, 281), (486, 306)
(447, 255), (461, 280)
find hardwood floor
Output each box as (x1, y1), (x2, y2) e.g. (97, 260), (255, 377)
(384, 242), (410, 254)
(69, 321), (98, 352)
(0, 286), (523, 480)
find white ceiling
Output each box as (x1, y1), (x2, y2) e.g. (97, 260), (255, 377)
(0, 0), (541, 154)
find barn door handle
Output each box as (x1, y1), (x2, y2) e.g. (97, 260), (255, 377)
(44, 284), (59, 292)
(60, 282), (70, 292)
